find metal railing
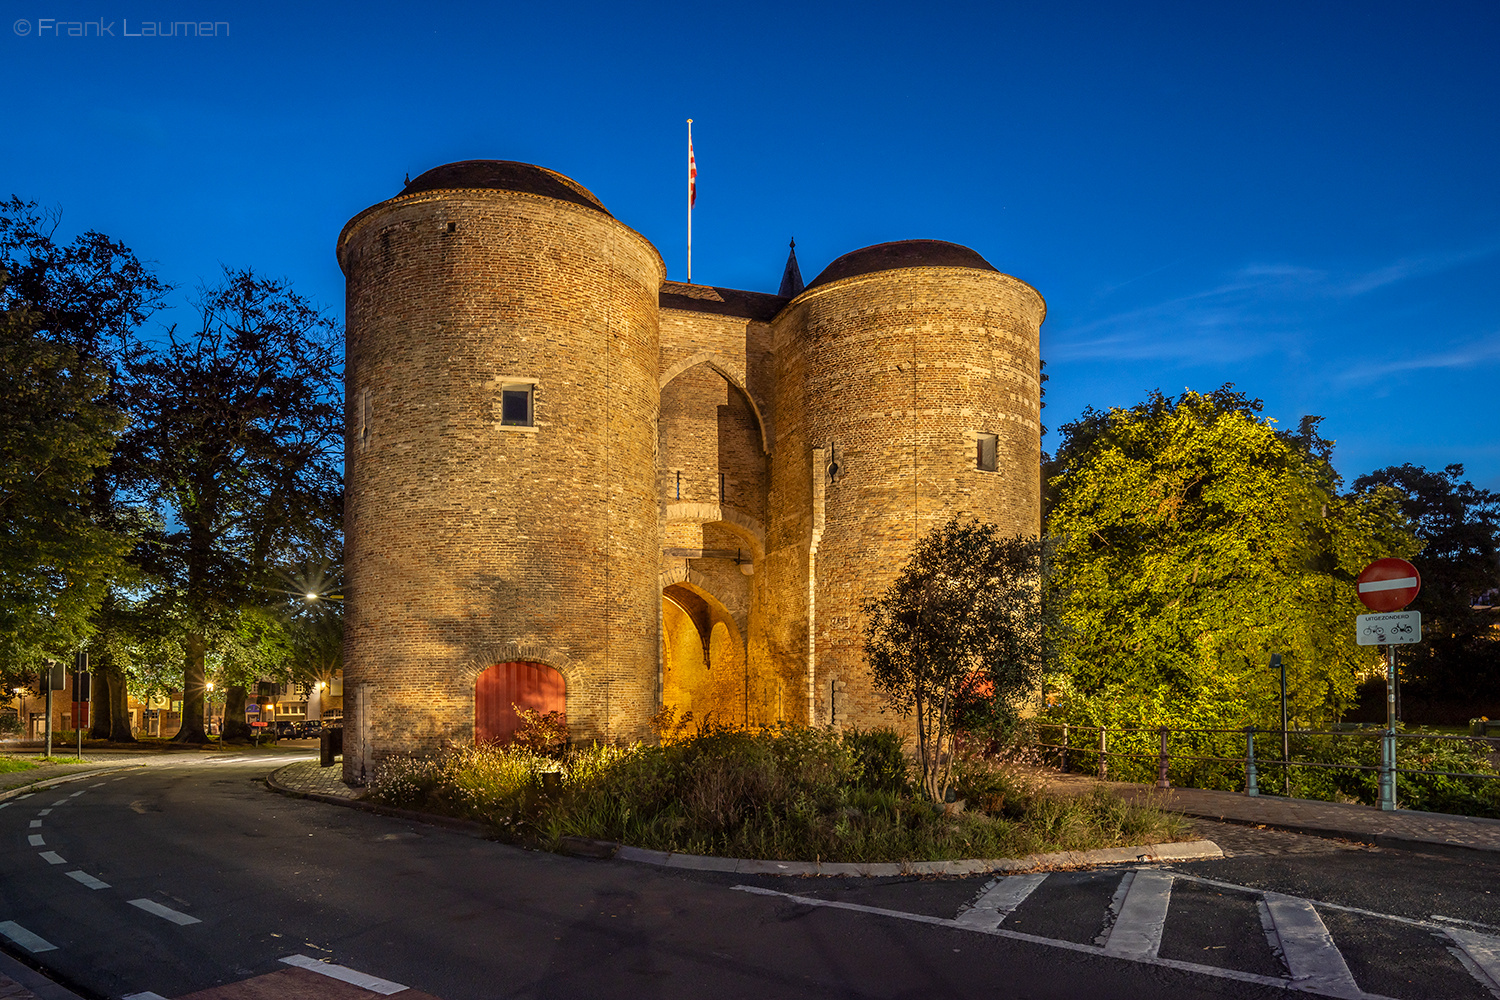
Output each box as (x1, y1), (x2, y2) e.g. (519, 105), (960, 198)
(1028, 721), (1500, 814)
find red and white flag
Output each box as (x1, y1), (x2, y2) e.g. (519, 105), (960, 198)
(688, 133), (698, 207)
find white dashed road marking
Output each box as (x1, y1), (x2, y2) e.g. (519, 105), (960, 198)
(38, 808), (51, 815)
(69, 790), (84, 797)
(280, 954), (409, 995)
(0, 920), (58, 953)
(28, 820), (41, 828)
(128, 898), (201, 925)
(17, 793), (33, 800)
(51, 799), (68, 806)
(27, 834), (44, 847)
(123, 993), (171, 1000)
(65, 870), (110, 890)
(955, 873), (1046, 929)
(39, 852), (66, 865)
(1261, 893), (1364, 999)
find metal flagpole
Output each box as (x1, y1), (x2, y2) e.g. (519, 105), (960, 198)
(686, 118), (694, 284)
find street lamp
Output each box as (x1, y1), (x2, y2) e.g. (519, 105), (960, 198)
(206, 682), (215, 735)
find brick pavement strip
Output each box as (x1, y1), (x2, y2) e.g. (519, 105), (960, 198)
(1039, 769), (1500, 855)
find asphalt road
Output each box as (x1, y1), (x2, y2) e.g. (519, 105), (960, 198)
(1, 751), (1498, 1000)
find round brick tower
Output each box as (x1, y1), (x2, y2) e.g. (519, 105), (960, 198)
(771, 240), (1046, 728)
(337, 161), (665, 781)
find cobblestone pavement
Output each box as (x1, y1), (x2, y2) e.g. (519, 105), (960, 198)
(1035, 767), (1500, 855)
(1185, 818), (1376, 857)
(269, 758), (364, 800)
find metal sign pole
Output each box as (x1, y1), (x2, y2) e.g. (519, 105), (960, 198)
(44, 667), (52, 759)
(1380, 642), (1398, 811)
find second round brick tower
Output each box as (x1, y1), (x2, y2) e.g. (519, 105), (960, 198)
(337, 161), (665, 780)
(769, 241), (1046, 729)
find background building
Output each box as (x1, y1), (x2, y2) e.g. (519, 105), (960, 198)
(338, 160), (1044, 782)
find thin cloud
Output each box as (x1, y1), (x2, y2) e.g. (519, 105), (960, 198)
(1049, 239), (1500, 364)
(1339, 338), (1500, 383)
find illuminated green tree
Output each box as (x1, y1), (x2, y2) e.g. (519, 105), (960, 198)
(1046, 387), (1417, 730)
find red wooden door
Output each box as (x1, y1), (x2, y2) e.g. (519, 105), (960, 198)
(474, 661), (566, 745)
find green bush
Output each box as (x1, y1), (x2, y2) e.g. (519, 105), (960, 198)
(369, 724), (1189, 862)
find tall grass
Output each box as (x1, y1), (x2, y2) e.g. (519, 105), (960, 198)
(369, 724), (1188, 862)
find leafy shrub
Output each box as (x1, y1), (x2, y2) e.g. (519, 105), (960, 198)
(369, 723), (1188, 862)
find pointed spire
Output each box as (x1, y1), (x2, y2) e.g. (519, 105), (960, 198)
(778, 238), (805, 298)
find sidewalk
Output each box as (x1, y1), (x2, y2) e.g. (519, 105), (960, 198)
(1038, 768), (1500, 857)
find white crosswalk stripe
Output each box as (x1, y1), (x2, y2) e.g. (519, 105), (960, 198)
(1447, 928), (1500, 997)
(736, 866), (1500, 1000)
(954, 873), (1046, 929)
(1102, 869), (1174, 960)
(1261, 892), (1363, 999)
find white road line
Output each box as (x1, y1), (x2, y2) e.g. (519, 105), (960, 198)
(0, 803), (8, 810)
(0, 920), (57, 953)
(17, 793), (33, 799)
(1446, 929), (1500, 997)
(51, 799), (67, 806)
(69, 791), (84, 797)
(122, 993), (171, 1000)
(28, 820), (41, 828)
(955, 873), (1047, 929)
(39, 852), (66, 865)
(89, 782), (106, 788)
(1103, 870), (1174, 960)
(279, 954), (408, 995)
(27, 834), (44, 847)
(731, 885), (1379, 998)
(1262, 893), (1362, 999)
(127, 899), (201, 926)
(65, 870), (110, 890)
(38, 808), (51, 815)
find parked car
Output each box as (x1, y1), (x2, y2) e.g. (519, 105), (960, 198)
(293, 720), (322, 739)
(273, 720), (298, 740)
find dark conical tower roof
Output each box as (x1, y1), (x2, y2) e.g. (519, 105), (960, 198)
(778, 239), (805, 298)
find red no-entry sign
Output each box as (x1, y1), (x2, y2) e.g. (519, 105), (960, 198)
(1356, 558), (1421, 612)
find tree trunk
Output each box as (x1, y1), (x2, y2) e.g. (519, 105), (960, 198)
(89, 664), (110, 739)
(171, 630), (210, 743)
(221, 684), (252, 742)
(107, 665), (135, 742)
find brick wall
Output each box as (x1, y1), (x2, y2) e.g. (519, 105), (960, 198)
(339, 186), (665, 781)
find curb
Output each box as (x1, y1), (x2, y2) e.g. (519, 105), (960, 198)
(613, 838), (1224, 877)
(0, 764), (139, 803)
(264, 764), (494, 838)
(264, 763), (1223, 876)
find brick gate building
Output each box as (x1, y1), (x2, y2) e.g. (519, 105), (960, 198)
(337, 160), (1044, 782)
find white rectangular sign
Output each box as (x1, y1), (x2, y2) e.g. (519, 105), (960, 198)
(1356, 611), (1421, 646)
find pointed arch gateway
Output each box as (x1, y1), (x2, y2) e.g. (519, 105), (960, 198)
(661, 582), (748, 728)
(475, 661), (566, 745)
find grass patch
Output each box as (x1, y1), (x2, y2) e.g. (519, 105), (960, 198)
(369, 724), (1189, 862)
(0, 756), (40, 774)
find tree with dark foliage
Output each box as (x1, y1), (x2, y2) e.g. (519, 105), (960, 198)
(123, 268), (343, 743)
(863, 519), (1053, 803)
(1352, 464), (1500, 696)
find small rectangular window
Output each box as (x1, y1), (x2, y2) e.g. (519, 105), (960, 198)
(500, 385), (533, 426)
(976, 433), (998, 472)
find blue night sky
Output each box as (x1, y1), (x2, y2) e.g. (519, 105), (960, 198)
(5, 1), (1498, 488)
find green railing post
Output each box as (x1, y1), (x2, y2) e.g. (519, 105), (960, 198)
(1245, 727), (1258, 796)
(1059, 723), (1069, 772)
(1098, 726), (1108, 780)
